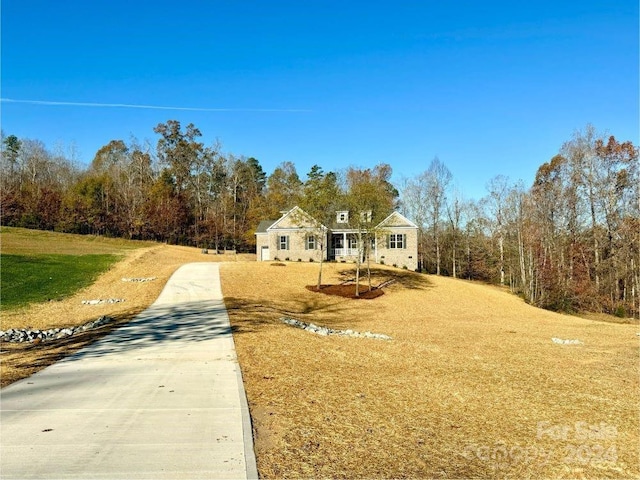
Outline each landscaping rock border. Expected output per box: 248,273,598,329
121,277,157,282
281,317,392,340
81,298,125,305
552,337,583,345
0,316,115,343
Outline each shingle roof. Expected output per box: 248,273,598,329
256,220,277,234
256,209,417,234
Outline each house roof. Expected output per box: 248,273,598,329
268,206,327,231
256,207,417,234
328,210,417,231
256,219,277,234
377,211,418,229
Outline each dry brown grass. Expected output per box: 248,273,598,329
221,261,640,479
3,232,638,478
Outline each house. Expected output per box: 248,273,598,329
255,206,418,270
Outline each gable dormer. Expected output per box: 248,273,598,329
336,211,349,224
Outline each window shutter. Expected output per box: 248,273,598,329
286,236,290,250
403,234,407,249
386,234,390,248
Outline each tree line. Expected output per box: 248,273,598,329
1,122,637,317
401,125,638,318
2,121,266,249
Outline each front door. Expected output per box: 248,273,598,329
261,246,270,261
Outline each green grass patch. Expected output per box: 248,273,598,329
1,253,119,311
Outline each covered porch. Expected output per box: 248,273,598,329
330,232,359,259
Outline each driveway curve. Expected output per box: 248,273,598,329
1,262,257,480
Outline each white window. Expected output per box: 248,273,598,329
306,235,316,250
336,211,349,223
278,235,289,250
389,234,405,249
360,210,372,223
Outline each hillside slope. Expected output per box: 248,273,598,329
222,262,639,479
1,228,251,385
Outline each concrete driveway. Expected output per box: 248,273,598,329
1,263,258,480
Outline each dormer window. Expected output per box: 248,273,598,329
336,211,349,223
360,210,372,223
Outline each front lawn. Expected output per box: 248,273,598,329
222,261,639,479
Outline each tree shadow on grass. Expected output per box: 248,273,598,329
225,296,343,333
306,284,384,299
224,292,384,335
335,266,433,291
2,291,353,388
1,268,429,388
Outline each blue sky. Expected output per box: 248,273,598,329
2,0,638,199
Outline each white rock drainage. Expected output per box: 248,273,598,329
81,298,125,305
0,316,114,343
552,337,583,345
281,317,392,340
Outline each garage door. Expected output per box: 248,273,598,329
261,246,270,261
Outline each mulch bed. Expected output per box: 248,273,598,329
305,284,385,299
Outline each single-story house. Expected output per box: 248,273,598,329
255,206,418,270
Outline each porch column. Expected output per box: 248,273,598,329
325,231,329,260
375,236,378,263
343,232,347,255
